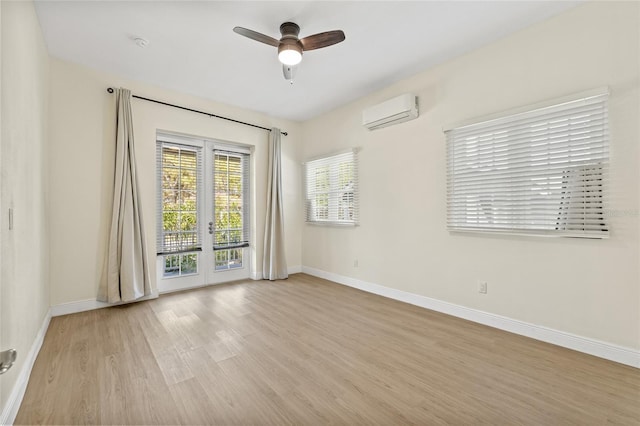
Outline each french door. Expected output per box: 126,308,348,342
156,134,251,293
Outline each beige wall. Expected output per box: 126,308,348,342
301,2,640,350
0,0,50,411
48,59,302,306
3,3,638,407
0,1,632,420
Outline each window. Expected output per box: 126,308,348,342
213,149,250,270
304,149,359,225
156,142,203,276
445,89,609,238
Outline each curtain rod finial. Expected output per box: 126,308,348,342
107,87,114,94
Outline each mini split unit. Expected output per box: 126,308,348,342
362,94,419,130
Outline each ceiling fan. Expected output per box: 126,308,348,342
233,22,346,81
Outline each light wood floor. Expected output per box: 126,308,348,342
15,274,640,425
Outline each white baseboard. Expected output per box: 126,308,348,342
251,265,302,280
301,266,640,369
0,309,51,425
51,266,302,316
50,292,159,317
5,269,635,426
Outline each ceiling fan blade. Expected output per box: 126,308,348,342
233,27,279,47
299,30,345,51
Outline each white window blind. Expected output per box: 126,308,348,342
304,149,359,225
212,149,250,251
156,141,203,254
445,90,609,238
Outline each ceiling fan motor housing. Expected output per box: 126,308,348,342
277,22,303,64
279,22,300,38
278,38,303,55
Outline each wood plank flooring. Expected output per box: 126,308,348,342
15,274,640,425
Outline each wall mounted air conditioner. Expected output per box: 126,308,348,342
362,94,419,130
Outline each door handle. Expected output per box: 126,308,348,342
208,221,214,235
0,349,17,375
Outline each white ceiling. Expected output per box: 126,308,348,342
34,1,580,122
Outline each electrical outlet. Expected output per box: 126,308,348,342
353,259,359,268
478,281,488,294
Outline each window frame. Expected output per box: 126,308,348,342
304,149,359,226
212,147,250,271
156,139,205,278
444,88,610,239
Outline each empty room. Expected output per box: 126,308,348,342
1,0,639,424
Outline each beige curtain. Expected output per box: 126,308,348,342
263,128,288,280
98,88,151,302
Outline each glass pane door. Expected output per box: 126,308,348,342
203,146,251,283
156,135,250,293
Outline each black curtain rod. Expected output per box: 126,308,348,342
106,87,287,136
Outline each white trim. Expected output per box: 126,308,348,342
156,130,254,154
288,265,302,274
50,292,159,317
449,229,610,240
0,309,51,425
301,266,640,369
213,142,252,155
305,221,358,227
251,265,302,281
302,147,359,165
443,86,609,132
49,269,303,312
156,133,205,148
158,282,214,295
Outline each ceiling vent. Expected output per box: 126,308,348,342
362,94,419,130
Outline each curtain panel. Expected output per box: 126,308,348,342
262,128,288,280
98,88,151,302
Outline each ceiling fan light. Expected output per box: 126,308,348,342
278,44,302,66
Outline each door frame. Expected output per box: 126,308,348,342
155,133,252,293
